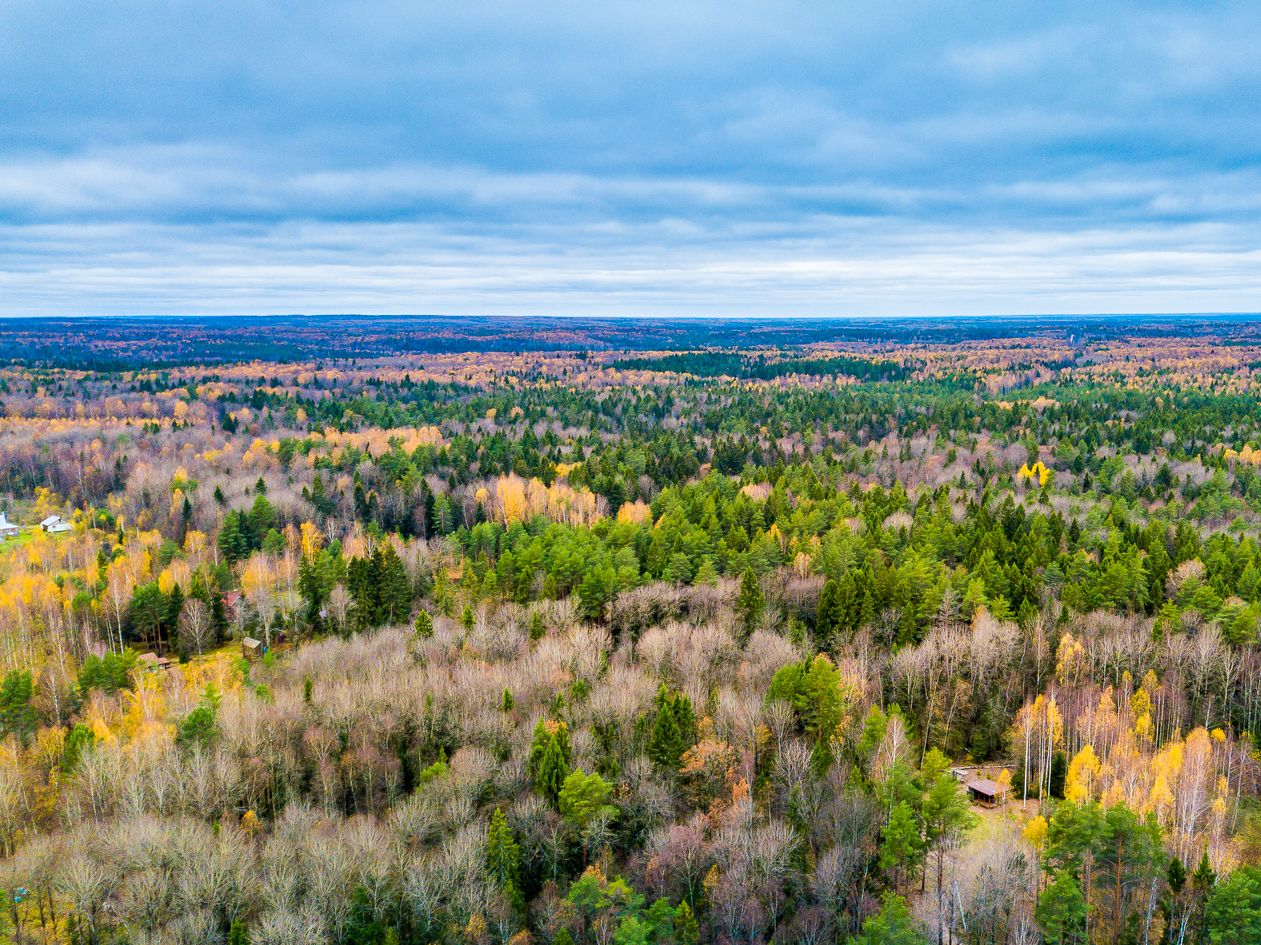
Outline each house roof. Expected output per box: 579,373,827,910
966,778,1009,797
41,515,63,526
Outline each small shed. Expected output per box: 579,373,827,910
966,778,1010,807
40,515,72,534
242,637,264,660
137,651,173,671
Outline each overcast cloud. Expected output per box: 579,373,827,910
1,1,1259,316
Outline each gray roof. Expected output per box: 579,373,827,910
966,778,1009,797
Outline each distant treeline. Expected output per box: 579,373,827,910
613,350,916,382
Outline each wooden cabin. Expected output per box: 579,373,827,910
965,778,1010,808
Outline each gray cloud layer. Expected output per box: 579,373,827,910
2,1,1259,315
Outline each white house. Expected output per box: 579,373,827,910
40,515,72,534
0,514,19,538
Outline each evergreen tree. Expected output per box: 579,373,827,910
815,577,845,649
674,901,700,945
922,765,977,937
414,609,434,638
692,557,718,586
486,807,525,913
164,583,185,640
880,800,923,893
374,543,412,624
0,670,38,744
1205,865,1261,945
646,685,697,772
1036,871,1088,945
736,568,764,642
528,719,572,803
559,769,616,832
852,893,923,945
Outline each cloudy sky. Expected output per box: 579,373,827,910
2,1,1259,317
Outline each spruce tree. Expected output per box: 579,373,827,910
374,544,412,625
647,685,697,772
414,609,434,638
736,568,764,642
528,719,572,803
815,577,844,649
486,807,524,913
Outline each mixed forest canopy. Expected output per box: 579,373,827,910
1,315,1261,945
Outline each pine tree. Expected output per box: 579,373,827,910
248,493,277,537
690,557,717,586
414,609,434,638
1205,865,1261,945
486,807,524,913
736,568,764,642
1036,871,1088,945
852,893,923,945
815,577,845,649
0,670,38,745
647,685,697,772
664,553,693,586
298,555,327,630
528,719,572,803
674,901,700,945
922,766,976,939
880,800,923,893
374,543,412,625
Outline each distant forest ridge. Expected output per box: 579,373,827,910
2,313,1261,367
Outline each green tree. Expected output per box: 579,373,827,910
735,568,765,641
852,892,924,945
766,653,854,769
175,685,220,753
62,723,96,773
413,609,434,638
528,719,572,803
374,543,412,625
578,563,616,621
1205,865,1261,945
126,581,168,649
921,763,976,939
0,670,38,744
663,553,693,586
692,558,718,586
1036,871,1088,945
674,901,700,945
880,800,923,893
559,769,617,832
486,807,525,914
815,577,845,649
646,685,697,772
612,915,651,945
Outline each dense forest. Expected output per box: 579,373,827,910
2,318,1261,944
